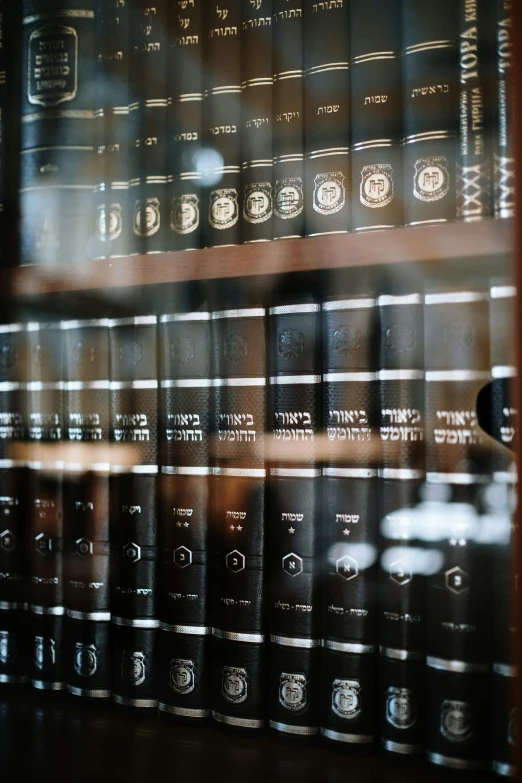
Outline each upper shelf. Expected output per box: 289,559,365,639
6,217,513,295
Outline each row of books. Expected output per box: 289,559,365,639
0,0,516,265
0,284,517,774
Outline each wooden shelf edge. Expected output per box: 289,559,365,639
6,217,513,295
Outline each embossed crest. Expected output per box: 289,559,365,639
97,203,123,242
224,333,248,363
243,182,273,224
171,336,196,364
73,342,95,366
278,329,304,360
274,178,304,219
222,666,248,704
313,172,345,216
133,198,160,237
121,651,146,687
28,23,78,107
0,630,16,665
170,658,196,695
384,323,415,354
386,686,416,729
119,341,142,365
209,189,238,230
508,707,518,747
332,678,361,719
0,343,18,371
171,194,199,235
74,642,98,678
333,326,360,355
443,323,475,349
414,157,449,203
360,164,394,208
279,672,307,712
34,636,56,671
441,699,474,744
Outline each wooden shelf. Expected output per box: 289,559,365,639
6,217,512,296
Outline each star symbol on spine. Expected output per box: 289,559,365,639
176,521,182,528
342,528,350,536
230,525,235,531
288,527,295,534
237,525,243,532
183,521,189,528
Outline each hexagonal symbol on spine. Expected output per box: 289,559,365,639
174,545,192,569
445,566,469,595
123,542,141,563
76,537,93,558
389,559,412,586
336,555,358,581
35,532,52,557
282,552,303,578
0,529,16,553
226,550,245,574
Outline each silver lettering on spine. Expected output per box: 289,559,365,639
313,172,345,215
209,189,238,229
28,23,78,107
413,157,449,202
440,699,474,744
133,198,160,237
74,642,98,677
360,164,394,208
244,182,272,223
170,658,196,694
121,651,146,687
222,666,248,704
332,678,361,719
171,195,199,234
274,178,303,219
386,686,416,729
279,672,307,711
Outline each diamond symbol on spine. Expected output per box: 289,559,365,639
336,555,358,581
0,529,16,552
282,552,303,578
174,546,192,569
76,537,93,558
35,533,52,557
445,566,469,595
389,559,412,586
226,550,245,573
123,542,141,562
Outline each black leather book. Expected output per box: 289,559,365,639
129,0,168,254
377,293,425,756
109,315,159,709
402,0,459,226
241,0,273,242
304,0,350,237
456,0,492,220
210,304,266,730
20,1,96,264
203,0,242,248
493,0,515,218
26,322,65,691
321,296,380,746
62,318,111,699
167,0,203,249
272,0,304,239
350,0,402,232
267,299,322,737
157,309,211,721
423,290,491,771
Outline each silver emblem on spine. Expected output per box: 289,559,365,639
332,678,361,719
313,172,345,215
440,700,474,744
360,164,394,208
222,666,248,704
386,686,416,729
209,189,238,230
34,636,56,671
121,651,146,687
74,642,98,677
97,203,122,242
170,194,199,235
279,672,307,712
0,630,16,665
28,23,78,107
170,658,195,695
413,157,449,202
244,182,272,223
274,178,303,219
133,198,160,237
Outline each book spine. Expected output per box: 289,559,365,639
304,0,350,237
320,296,380,746
494,0,515,218
26,321,65,691
456,0,492,220
203,0,242,247
272,0,304,239
210,305,266,730
167,0,203,249
350,0,403,232
20,1,96,264
129,0,168,254
241,0,273,242
423,289,491,770
267,300,322,737
157,309,211,721
0,323,29,686
402,0,459,226
377,293,425,756
62,318,111,699
0,0,5,262
109,315,158,709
